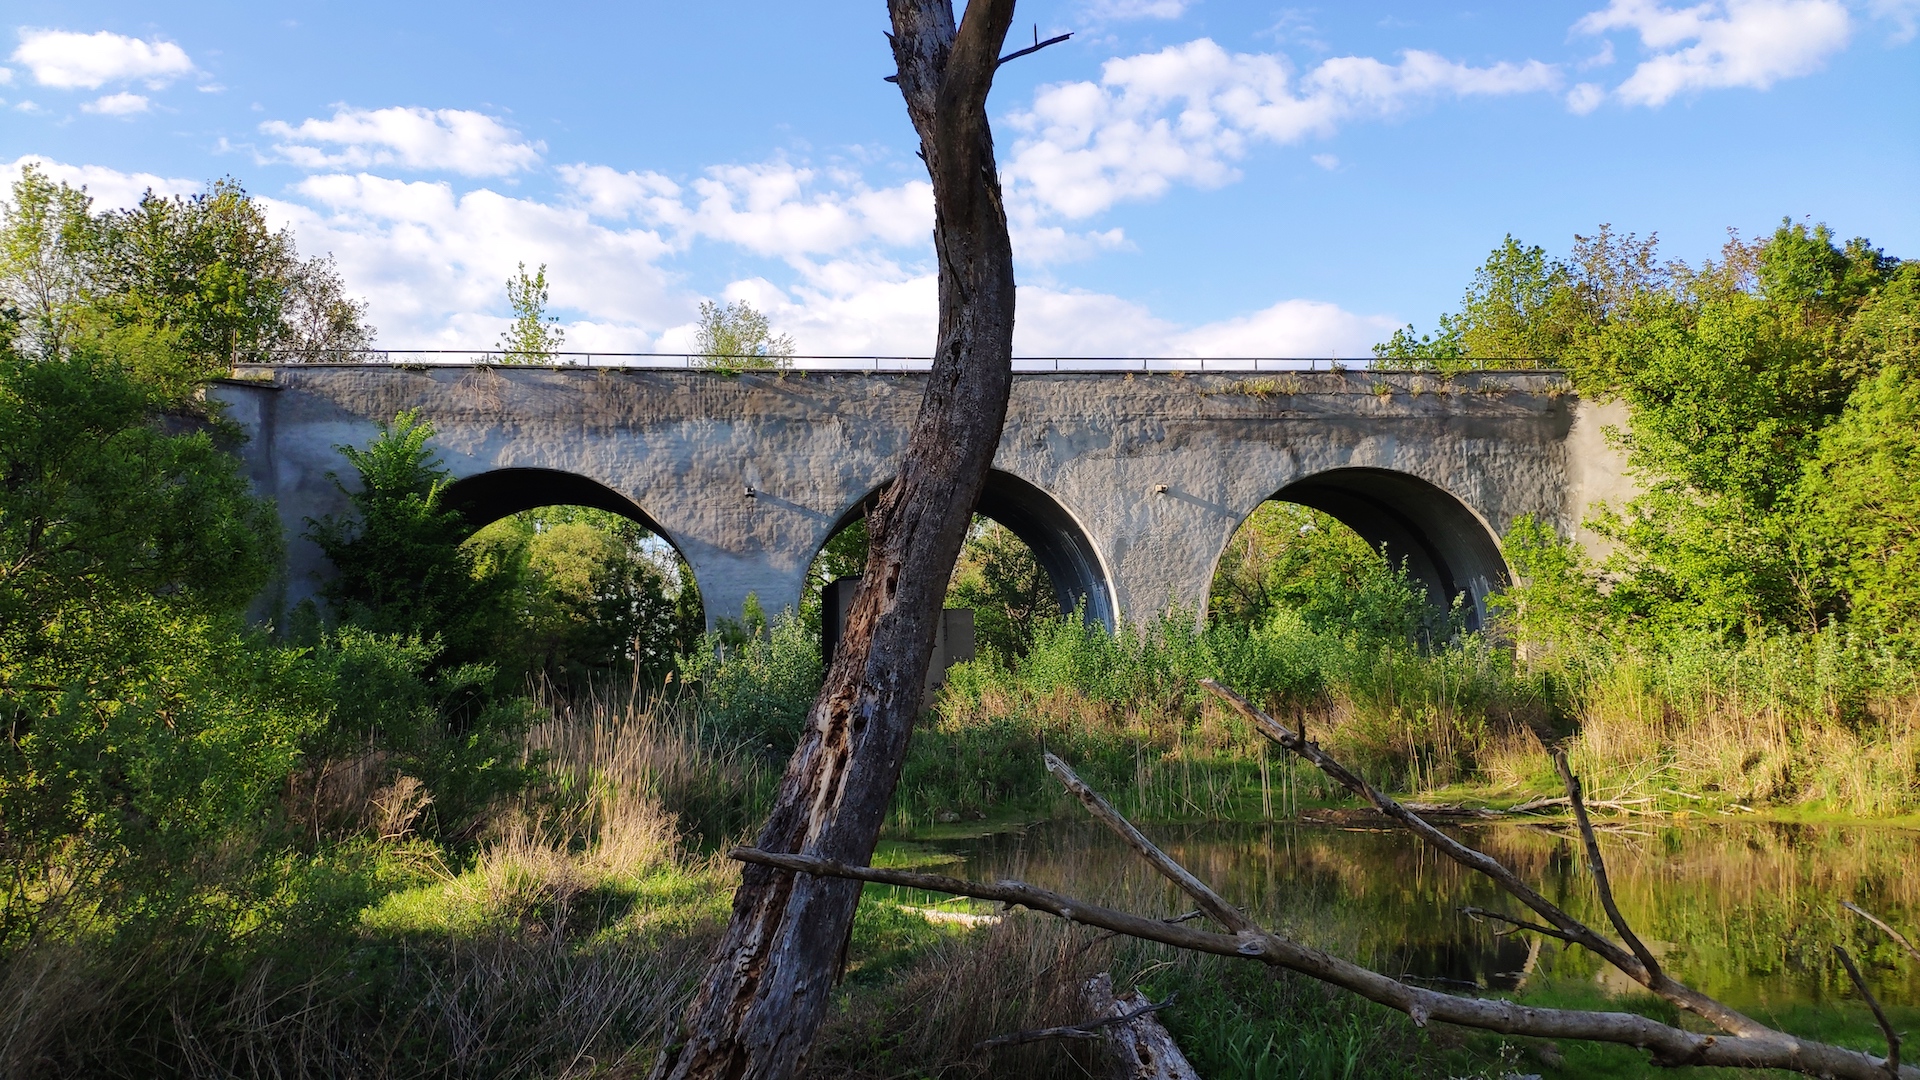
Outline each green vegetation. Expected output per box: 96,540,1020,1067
693,297,794,372
9,157,1920,1077
495,261,565,363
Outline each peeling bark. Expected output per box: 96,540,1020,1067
650,3,1020,1078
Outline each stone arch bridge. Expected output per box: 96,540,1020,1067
211,365,1632,632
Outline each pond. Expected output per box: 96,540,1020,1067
893,817,1920,1019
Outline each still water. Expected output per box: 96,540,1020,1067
909,817,1920,1014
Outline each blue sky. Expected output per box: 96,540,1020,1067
3,1,1915,357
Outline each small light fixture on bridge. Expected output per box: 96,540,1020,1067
1153,483,1168,494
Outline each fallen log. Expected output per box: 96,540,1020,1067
1084,973,1198,1080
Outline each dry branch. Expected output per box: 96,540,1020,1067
972,990,1175,1050
1199,678,1767,1038
726,676,1920,1079
1836,945,1902,1078
1846,901,1920,965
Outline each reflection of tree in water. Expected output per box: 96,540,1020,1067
929,818,1920,1010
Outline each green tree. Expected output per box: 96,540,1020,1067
0,170,373,376
0,338,314,935
947,519,1051,659
93,179,372,372
694,298,793,372
0,164,101,358
1209,501,1441,644
305,410,519,668
467,507,694,685
496,262,564,363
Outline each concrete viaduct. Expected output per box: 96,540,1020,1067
210,364,1633,632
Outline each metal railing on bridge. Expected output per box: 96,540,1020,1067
252,350,1557,373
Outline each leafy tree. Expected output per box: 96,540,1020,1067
0,337,315,935
694,298,793,372
93,179,372,371
305,410,519,669
0,164,101,358
0,170,372,378
947,519,1050,659
495,262,564,363
468,507,695,685
1209,501,1441,644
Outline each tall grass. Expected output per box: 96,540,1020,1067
894,611,1551,828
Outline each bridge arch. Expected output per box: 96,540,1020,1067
442,467,678,549
1236,467,1508,629
820,469,1116,631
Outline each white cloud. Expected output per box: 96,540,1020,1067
10,151,1394,360
81,91,149,115
1169,298,1397,357
0,67,12,85
267,172,678,347
261,105,546,176
1869,0,1920,41
11,29,194,90
1005,38,1559,220
1310,153,1339,169
1566,82,1608,112
0,154,196,208
1574,0,1851,106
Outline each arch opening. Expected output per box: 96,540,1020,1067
1255,467,1508,631
809,470,1115,637
441,468,704,681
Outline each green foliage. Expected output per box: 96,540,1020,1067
1209,502,1447,644
677,611,823,754
306,410,520,669
495,261,564,363
0,167,371,377
694,298,793,372
0,342,319,941
1801,365,1920,652
0,164,97,358
947,519,1051,659
468,507,701,686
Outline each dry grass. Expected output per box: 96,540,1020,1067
809,913,1119,1080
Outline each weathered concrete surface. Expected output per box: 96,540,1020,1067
211,365,1634,631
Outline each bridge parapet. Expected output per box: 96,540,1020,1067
213,365,1633,632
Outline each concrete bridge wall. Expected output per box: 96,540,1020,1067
210,365,1634,632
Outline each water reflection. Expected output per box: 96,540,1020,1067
915,819,1920,1011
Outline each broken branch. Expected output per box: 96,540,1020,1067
1200,678,1768,1039
1846,901,1920,965
730,846,1920,1078
1835,945,1902,1078
972,994,1176,1051
1555,750,1666,981
1045,752,1260,935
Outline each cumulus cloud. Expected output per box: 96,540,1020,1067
1566,81,1608,112
1005,39,1559,219
267,172,678,347
11,29,194,90
0,154,196,208
81,91,148,115
261,105,546,176
1573,0,1851,106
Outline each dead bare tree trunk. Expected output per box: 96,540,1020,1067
650,3,1022,1078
